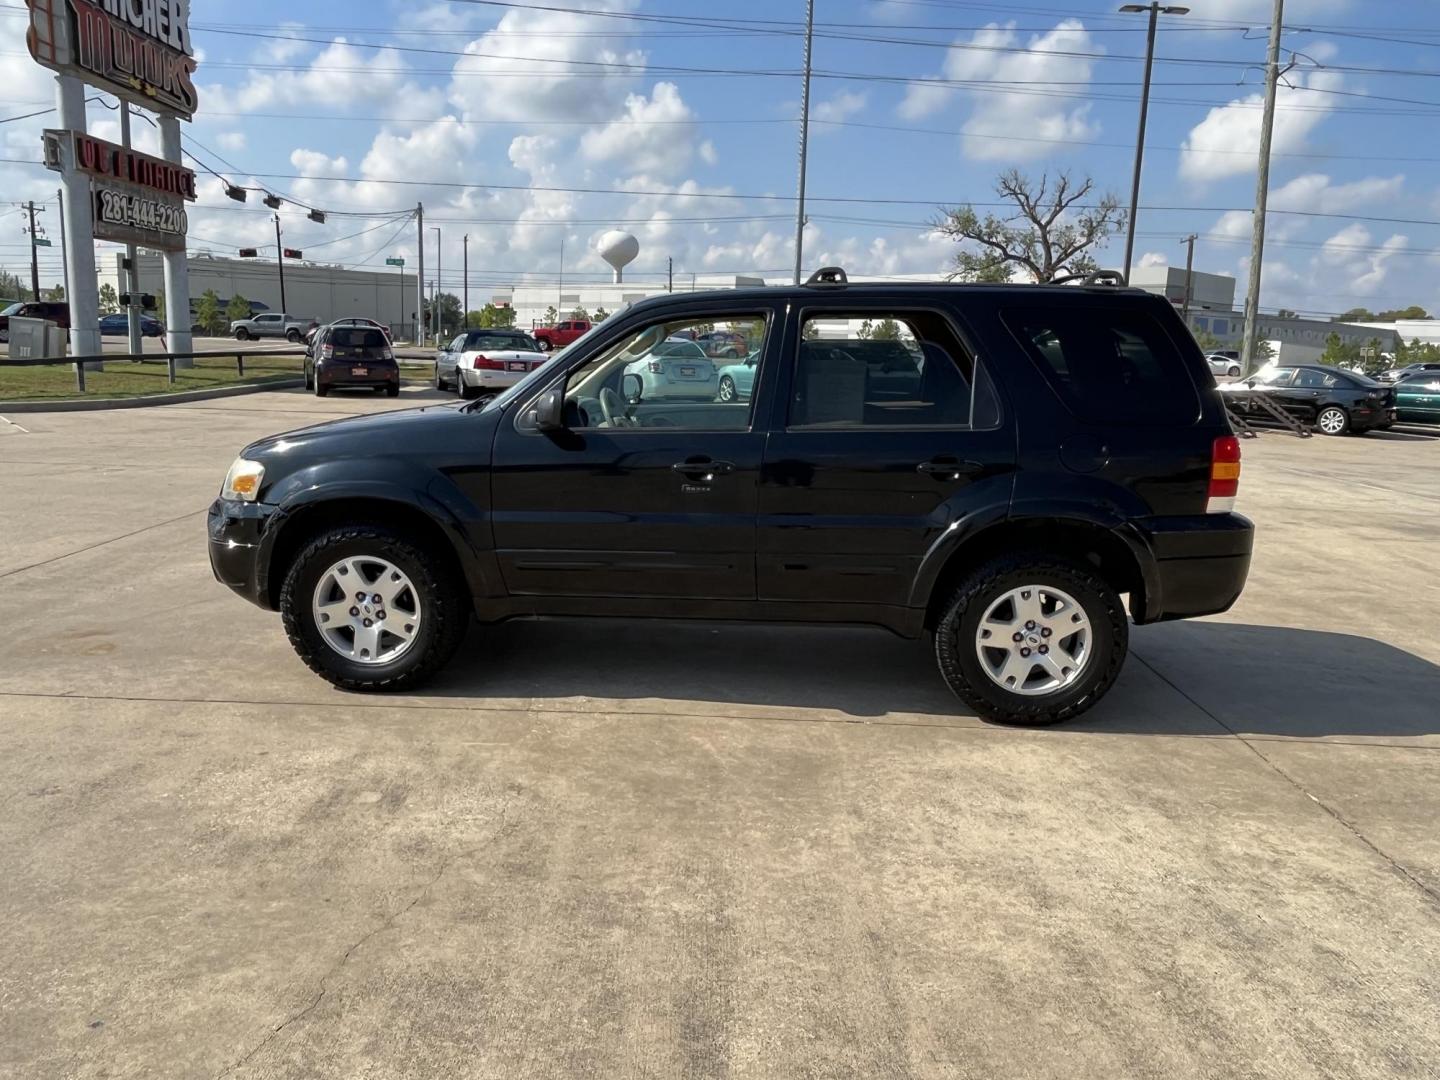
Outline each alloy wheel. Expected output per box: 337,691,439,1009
1317,407,1347,435
311,556,422,665
974,584,1090,696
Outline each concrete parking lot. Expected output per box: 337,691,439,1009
2,388,1438,1079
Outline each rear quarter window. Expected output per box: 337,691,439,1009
1002,305,1201,426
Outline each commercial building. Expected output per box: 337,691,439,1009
498,275,768,331
1129,266,1398,366
102,252,418,336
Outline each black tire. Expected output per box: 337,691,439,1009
718,376,736,403
286,329,302,343
1228,365,1241,378
315,382,329,398
933,553,1128,725
434,365,446,392
386,385,400,397
458,375,478,400
235,328,250,341
280,525,468,692
1316,405,1349,436
304,368,314,390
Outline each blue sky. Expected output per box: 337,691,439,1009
5,0,1440,317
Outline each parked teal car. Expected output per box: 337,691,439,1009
716,348,761,403
1394,372,1440,425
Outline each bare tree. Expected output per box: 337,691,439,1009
933,170,1124,284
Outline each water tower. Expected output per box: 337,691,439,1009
597,230,639,283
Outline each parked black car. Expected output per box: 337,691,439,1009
304,324,398,397
210,270,1253,724
1218,363,1396,435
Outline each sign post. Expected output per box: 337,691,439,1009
386,257,405,337
25,0,197,366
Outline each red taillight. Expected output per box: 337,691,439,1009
648,360,664,373
1208,435,1241,511
320,344,333,359
471,354,504,370
380,349,394,361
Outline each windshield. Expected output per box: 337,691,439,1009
1,302,23,317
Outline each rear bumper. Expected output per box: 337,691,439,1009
1129,512,1254,624
460,367,529,390
316,363,399,389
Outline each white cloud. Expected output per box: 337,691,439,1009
580,82,696,176
216,131,248,152
1179,68,1345,183
220,40,418,113
813,91,867,131
447,3,645,122
1270,173,1404,214
1318,225,1407,294
897,20,1102,161
698,140,717,166
1139,252,1168,269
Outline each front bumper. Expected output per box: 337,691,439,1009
1131,512,1254,623
208,498,280,608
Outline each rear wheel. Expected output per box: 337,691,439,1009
718,376,737,403
1228,365,1241,377
286,329,302,343
304,367,314,390
315,381,329,397
386,385,400,398
280,525,468,692
934,554,1127,725
457,373,478,400
1316,405,1349,436
537,338,552,352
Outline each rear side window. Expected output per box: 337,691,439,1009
1002,305,1200,425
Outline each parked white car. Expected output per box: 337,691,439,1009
436,329,549,399
1206,353,1243,378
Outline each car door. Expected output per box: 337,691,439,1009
1398,377,1440,423
1286,367,1338,422
489,303,780,601
757,303,1016,608
440,333,465,382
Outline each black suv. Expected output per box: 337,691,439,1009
209,271,1253,723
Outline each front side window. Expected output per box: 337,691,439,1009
789,311,997,429
1253,366,1297,386
561,313,768,431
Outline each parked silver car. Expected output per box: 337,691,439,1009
435,329,549,399
623,339,718,401
231,312,312,342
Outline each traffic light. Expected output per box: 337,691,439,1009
119,292,130,306
283,248,302,260
140,294,157,311
120,256,133,271
238,247,258,258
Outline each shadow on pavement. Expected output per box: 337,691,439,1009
426,616,1440,738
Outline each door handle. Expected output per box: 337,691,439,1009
916,459,983,480
672,458,736,480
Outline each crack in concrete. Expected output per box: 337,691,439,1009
211,799,513,1079
212,857,452,1080
0,508,206,579
1133,651,1440,913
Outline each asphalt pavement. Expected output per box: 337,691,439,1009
1,388,1438,1079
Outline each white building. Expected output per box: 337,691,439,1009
102,252,418,336
1348,319,1440,350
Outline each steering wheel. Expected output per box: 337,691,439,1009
599,387,629,427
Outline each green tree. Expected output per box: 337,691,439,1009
1396,337,1440,365
492,304,515,329
1375,305,1430,321
0,269,30,301
1333,307,1375,323
593,306,610,323
868,317,903,341
1189,326,1224,353
44,283,65,301
1320,332,1360,367
571,306,590,322
934,169,1123,283
465,309,485,329
1275,308,1297,319
98,283,119,315
153,290,166,322
423,292,463,337
543,305,558,326
225,294,251,325
194,289,227,335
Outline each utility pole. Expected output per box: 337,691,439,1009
24,201,41,300
557,235,564,317
415,203,424,345
1181,233,1197,322
273,213,288,314
120,102,141,355
668,256,673,293
56,190,68,293
462,233,469,324
1240,0,1286,375
430,225,442,339
1119,3,1189,282
792,0,815,284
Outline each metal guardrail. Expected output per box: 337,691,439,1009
1,348,307,393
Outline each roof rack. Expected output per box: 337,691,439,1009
1050,269,1128,287
804,266,849,286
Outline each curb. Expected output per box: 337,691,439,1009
0,378,305,413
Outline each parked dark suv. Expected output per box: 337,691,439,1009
209,270,1253,724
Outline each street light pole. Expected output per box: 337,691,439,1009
273,213,287,314
1119,3,1188,282
1180,233,1197,322
792,0,815,285
429,225,441,339
1241,0,1286,375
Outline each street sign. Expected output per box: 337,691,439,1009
385,257,405,267
34,237,52,247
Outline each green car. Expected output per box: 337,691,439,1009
1394,372,1440,425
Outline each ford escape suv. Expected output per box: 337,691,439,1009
209,269,1253,724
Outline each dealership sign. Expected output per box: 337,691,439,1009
43,129,196,200
25,0,198,118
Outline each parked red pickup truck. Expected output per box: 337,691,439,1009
532,319,591,352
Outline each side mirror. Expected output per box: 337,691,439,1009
534,387,566,431
622,372,644,404
1245,378,1257,388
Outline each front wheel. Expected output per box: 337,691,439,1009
280,525,468,691
1316,405,1349,436
717,376,737,403
536,338,552,352
235,328,250,341
934,554,1128,725
1228,365,1241,378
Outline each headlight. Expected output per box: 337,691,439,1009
220,458,265,502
